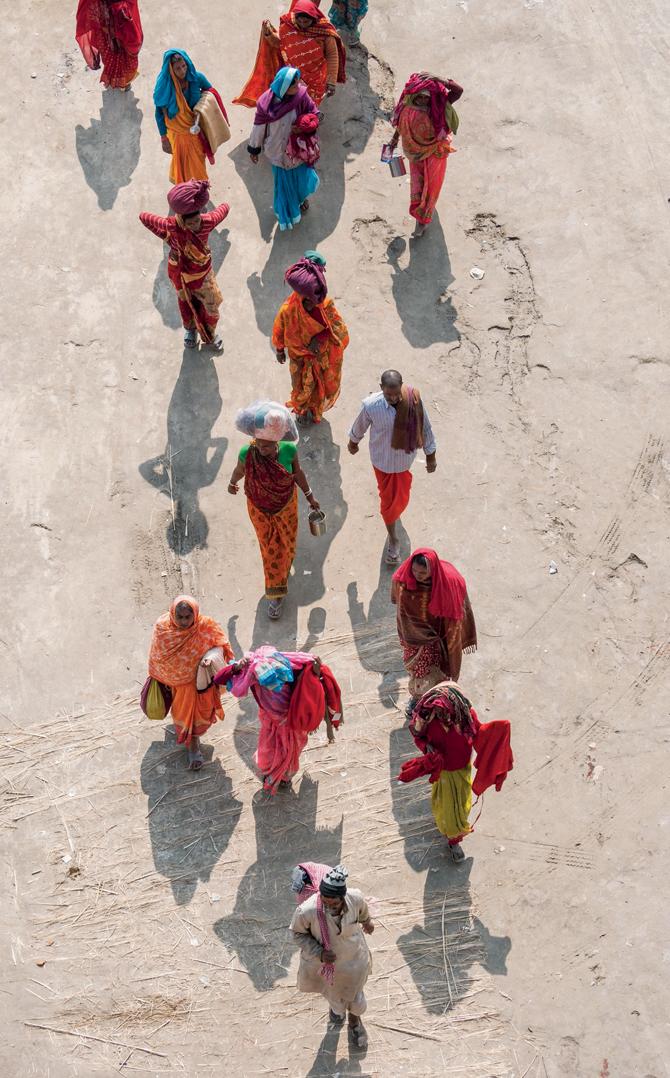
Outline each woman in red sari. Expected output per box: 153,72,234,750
273,252,350,425
139,179,228,352
227,402,320,620
392,548,477,717
235,0,345,109
75,0,143,91
388,72,463,236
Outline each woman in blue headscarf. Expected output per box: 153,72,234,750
153,49,225,183
247,66,320,232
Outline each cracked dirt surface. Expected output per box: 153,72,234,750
3,1,670,1076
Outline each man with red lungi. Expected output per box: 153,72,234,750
347,370,437,564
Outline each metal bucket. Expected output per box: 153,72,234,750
308,509,327,537
388,154,407,178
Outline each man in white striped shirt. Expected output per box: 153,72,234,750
347,370,437,563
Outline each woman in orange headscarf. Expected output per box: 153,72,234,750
148,595,234,769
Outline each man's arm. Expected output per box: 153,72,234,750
422,404,437,472
347,404,371,454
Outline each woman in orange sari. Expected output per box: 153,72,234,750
273,252,349,425
235,1,345,109
388,72,463,236
227,402,321,620
75,0,143,91
148,595,234,769
153,49,227,184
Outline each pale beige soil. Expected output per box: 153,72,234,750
2,1,669,1076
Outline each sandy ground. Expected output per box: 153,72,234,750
2,1,670,1075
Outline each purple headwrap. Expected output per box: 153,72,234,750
285,252,327,303
167,180,210,215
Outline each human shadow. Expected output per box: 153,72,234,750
75,89,142,210
346,537,410,706
213,773,343,990
292,418,348,605
140,726,243,906
386,214,460,348
388,722,511,1012
305,1024,369,1077
151,205,231,330
138,348,227,554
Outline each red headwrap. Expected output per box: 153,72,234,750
392,548,467,621
291,0,322,18
167,180,210,215
392,72,451,140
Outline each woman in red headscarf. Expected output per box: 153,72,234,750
139,180,230,352
148,595,234,769
272,252,350,424
235,0,345,109
392,548,477,715
75,0,143,91
387,72,463,235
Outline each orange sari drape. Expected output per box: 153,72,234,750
148,595,233,743
398,105,454,225
164,70,208,183
232,26,282,108
247,489,299,598
272,293,349,422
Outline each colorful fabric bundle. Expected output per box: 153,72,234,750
284,250,327,302
167,179,210,215
287,112,321,165
235,400,299,442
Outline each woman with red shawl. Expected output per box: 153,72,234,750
214,646,342,793
147,595,234,769
75,0,143,91
388,72,463,236
227,402,321,620
392,548,477,716
398,681,513,861
273,252,350,425
234,0,346,109
139,179,229,352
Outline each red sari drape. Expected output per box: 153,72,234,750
76,0,143,89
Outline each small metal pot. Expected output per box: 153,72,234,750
308,509,327,537
388,154,407,178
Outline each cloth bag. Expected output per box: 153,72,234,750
196,646,227,691
140,677,173,721
193,92,231,152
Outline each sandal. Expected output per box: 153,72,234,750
209,336,224,354
267,598,284,620
184,328,197,349
278,779,292,790
329,1009,345,1025
300,199,310,213
296,411,313,426
450,843,465,862
385,546,401,565
349,1019,368,1049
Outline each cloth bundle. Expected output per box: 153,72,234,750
140,677,173,720
167,179,210,214
284,251,327,303
287,112,321,165
235,400,299,443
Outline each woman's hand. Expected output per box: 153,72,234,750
321,948,336,964
276,349,287,364
307,493,320,510
228,481,238,495
362,919,375,935
161,135,172,155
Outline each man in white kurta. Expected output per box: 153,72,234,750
289,866,374,1047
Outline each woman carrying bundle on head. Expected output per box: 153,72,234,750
328,1,368,41
75,0,144,91
153,49,228,184
387,71,463,236
247,66,320,232
214,645,342,792
139,179,229,352
391,548,477,716
227,402,321,620
398,681,513,861
273,252,350,425
146,595,234,770
234,1,345,110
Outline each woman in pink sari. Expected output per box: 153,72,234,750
214,645,342,792
388,72,463,236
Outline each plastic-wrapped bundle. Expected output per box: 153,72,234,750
235,400,299,443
